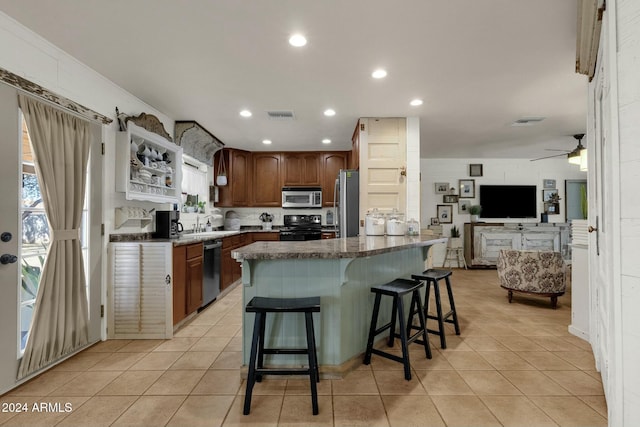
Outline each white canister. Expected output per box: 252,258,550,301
386,210,406,236
365,209,386,235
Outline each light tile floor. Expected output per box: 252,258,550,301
0,269,607,426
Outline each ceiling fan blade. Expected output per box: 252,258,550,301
530,153,568,161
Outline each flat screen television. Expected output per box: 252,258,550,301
479,185,537,218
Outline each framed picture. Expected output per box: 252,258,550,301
459,199,471,214
430,217,439,225
543,189,558,202
469,164,483,177
435,182,449,194
437,204,453,224
459,179,475,198
543,179,556,189
443,194,459,203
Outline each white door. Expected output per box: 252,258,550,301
0,83,102,393
589,23,615,399
0,82,22,394
358,118,407,227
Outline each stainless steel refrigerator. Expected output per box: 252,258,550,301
334,170,359,237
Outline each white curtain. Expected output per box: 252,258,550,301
17,95,90,379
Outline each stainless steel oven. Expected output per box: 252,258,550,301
282,187,322,208
279,215,322,241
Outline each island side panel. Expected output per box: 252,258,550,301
241,246,429,370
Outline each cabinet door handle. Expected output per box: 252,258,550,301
165,274,171,285
588,225,598,233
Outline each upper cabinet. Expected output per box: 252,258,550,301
321,152,348,207
252,153,282,206
213,149,349,208
350,121,360,170
214,148,251,207
282,152,321,186
116,123,183,204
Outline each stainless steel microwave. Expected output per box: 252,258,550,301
282,187,322,208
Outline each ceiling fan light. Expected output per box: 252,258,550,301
567,148,582,165
580,149,588,171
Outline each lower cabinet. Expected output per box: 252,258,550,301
321,231,336,239
220,232,280,292
173,242,203,325
108,242,173,339
250,232,280,242
464,223,563,267
221,233,250,291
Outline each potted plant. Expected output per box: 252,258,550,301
259,212,274,230
197,201,206,213
469,205,482,222
448,225,462,248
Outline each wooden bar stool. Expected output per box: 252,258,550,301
363,278,432,380
411,269,461,349
244,296,321,415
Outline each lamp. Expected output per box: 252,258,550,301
568,134,586,166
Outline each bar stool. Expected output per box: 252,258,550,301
411,269,461,349
443,247,467,269
363,278,432,380
244,296,321,415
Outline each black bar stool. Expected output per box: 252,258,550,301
363,278,432,380
411,269,461,349
244,296,321,415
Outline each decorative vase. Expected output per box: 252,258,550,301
262,222,273,230
470,214,480,222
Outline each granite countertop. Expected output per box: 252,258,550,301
110,227,281,246
232,233,446,261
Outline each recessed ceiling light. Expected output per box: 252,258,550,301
372,69,387,79
322,139,331,144
239,109,252,118
289,34,307,47
324,109,336,117
262,139,272,145
410,99,423,106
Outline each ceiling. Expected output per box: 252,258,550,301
0,0,587,158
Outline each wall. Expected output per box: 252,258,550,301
615,0,640,423
0,11,176,337
421,157,587,265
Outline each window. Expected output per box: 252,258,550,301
19,117,89,352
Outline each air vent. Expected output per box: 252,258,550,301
511,117,546,126
266,110,295,120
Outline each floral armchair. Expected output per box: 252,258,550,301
496,249,566,309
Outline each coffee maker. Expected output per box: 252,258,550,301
154,210,183,238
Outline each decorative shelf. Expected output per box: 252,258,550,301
115,207,153,229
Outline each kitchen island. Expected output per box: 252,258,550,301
232,233,446,376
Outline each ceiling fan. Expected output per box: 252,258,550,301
530,134,586,161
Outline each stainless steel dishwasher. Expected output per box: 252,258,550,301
201,239,222,309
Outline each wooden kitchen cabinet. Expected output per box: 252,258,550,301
321,152,348,207
281,152,321,186
250,232,280,242
221,233,250,291
321,231,336,239
185,244,203,315
252,153,281,206
172,242,203,325
350,121,360,170
214,148,252,207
